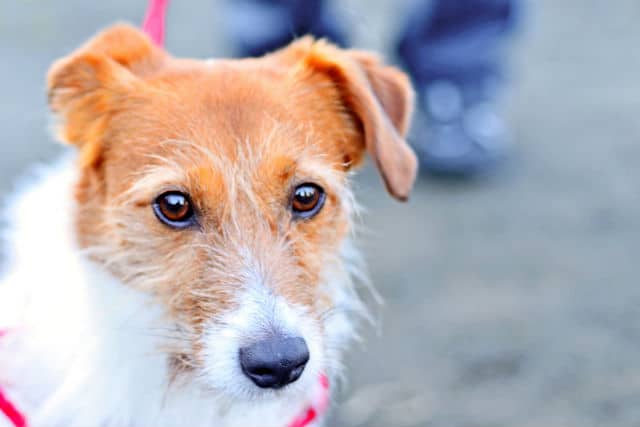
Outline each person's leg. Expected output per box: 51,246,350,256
397,0,521,176
225,0,348,57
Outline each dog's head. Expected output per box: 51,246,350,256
47,24,415,403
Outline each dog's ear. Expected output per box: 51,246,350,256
281,38,417,201
47,24,166,166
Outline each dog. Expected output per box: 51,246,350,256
0,24,416,427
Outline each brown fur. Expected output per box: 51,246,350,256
47,24,416,374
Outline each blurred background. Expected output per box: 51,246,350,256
1,1,640,426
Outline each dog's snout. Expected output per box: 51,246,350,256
239,336,309,389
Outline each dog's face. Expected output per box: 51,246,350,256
47,25,415,402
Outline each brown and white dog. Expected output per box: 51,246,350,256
0,24,416,427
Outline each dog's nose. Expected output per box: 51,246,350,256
239,336,309,389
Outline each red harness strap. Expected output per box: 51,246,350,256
0,329,27,427
0,389,26,427
288,374,330,427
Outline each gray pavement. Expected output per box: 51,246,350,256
2,1,640,426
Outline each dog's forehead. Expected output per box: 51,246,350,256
103,56,357,204
154,58,299,114
120,59,350,168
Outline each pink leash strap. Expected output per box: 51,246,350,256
142,0,169,46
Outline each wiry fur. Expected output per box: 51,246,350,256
0,24,414,427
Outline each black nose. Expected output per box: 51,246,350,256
239,336,310,389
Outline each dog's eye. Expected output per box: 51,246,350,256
153,191,195,228
291,183,325,218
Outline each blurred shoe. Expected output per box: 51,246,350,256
413,79,509,177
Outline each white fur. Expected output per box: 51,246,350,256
0,154,365,427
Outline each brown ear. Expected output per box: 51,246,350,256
47,24,166,166
283,38,417,201
348,50,414,137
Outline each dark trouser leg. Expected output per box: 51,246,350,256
396,0,522,176
397,0,520,88
225,0,348,57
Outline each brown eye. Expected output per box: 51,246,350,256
291,183,325,218
153,191,195,228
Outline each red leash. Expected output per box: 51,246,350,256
142,0,169,46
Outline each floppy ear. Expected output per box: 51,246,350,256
283,38,417,201
47,23,166,166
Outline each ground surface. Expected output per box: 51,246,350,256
1,1,639,426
